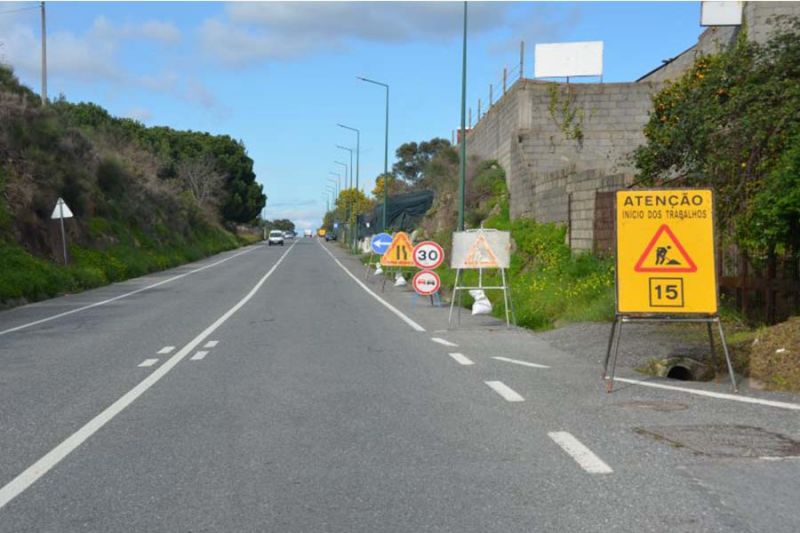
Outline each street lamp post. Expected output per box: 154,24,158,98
334,161,349,190
338,125,360,252
358,76,390,231
337,124,360,193
329,171,341,196
327,178,339,200
334,160,349,244
458,1,468,231
337,145,357,251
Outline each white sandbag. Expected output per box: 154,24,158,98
374,264,383,275
394,272,407,287
469,289,493,315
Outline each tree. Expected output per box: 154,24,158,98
270,219,295,232
336,187,374,225
177,155,224,207
633,17,800,257
371,172,408,197
392,137,452,185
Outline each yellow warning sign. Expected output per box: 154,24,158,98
381,231,415,267
462,234,500,268
616,189,717,314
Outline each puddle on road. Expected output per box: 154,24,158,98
634,425,800,458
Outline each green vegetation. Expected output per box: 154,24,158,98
634,17,800,261
0,65,264,307
422,159,615,330
0,221,237,305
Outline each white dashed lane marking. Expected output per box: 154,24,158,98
157,346,175,355
203,340,219,348
484,381,524,402
190,351,208,361
492,356,550,369
448,353,474,366
548,431,613,474
431,337,458,347
138,359,159,368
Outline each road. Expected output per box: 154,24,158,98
0,238,798,532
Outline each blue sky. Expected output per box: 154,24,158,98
0,1,705,229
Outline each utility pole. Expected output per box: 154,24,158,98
458,1,467,231
40,1,47,104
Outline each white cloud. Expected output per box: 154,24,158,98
91,16,181,45
199,2,515,66
267,206,325,231
0,11,221,113
125,106,153,123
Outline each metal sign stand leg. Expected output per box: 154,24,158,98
715,317,739,393
364,252,375,279
500,268,511,328
448,269,462,329
602,315,738,394
603,316,623,392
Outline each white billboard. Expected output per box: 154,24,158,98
701,1,743,26
534,41,603,79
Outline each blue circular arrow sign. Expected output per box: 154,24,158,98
370,233,393,255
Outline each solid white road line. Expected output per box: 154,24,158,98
448,353,474,366
0,241,296,511
614,377,800,412
137,359,159,368
157,346,175,355
548,431,613,474
203,340,218,348
431,337,458,347
317,240,425,332
485,381,525,402
190,351,208,361
0,247,257,337
492,356,550,369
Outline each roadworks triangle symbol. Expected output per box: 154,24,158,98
634,224,697,273
381,231,415,266
463,234,500,268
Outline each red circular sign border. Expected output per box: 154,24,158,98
412,270,441,296
412,241,445,270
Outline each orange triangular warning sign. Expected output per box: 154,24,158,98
634,224,697,273
381,231,415,266
463,234,500,268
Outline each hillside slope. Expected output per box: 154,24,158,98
0,66,265,307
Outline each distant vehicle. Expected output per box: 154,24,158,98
325,231,337,242
283,231,294,239
304,229,313,238
268,230,285,246
318,228,327,238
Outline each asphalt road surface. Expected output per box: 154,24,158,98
1,238,798,532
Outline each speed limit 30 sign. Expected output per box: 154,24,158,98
413,241,445,270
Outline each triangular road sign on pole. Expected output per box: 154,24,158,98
50,197,74,219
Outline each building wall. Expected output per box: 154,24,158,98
464,1,800,252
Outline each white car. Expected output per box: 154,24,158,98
283,231,294,240
268,230,285,246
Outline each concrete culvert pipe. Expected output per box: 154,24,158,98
667,365,694,381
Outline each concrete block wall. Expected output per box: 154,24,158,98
464,1,800,252
466,80,657,250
